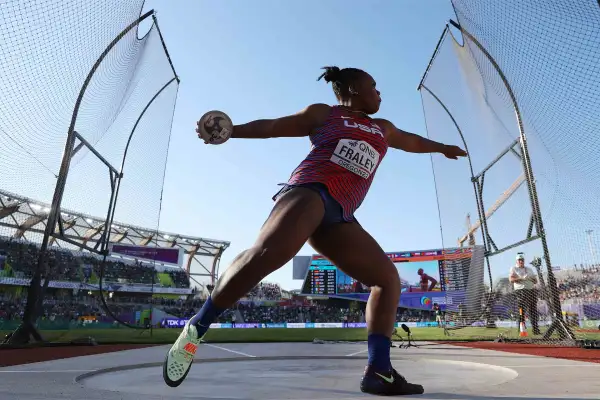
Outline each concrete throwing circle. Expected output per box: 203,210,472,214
77,356,518,399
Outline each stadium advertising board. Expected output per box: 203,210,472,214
160,318,595,329
109,244,183,266
161,319,471,329
299,247,475,311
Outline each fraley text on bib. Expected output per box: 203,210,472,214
330,139,380,179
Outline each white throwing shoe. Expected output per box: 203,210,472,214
162,321,202,387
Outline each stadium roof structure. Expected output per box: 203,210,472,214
0,189,230,283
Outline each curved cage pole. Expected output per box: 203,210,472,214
212,247,226,285
449,19,574,341
6,10,156,345
419,82,497,329
98,76,179,330
183,241,227,296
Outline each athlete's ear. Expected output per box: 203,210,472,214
349,86,359,95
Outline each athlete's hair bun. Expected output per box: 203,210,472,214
317,66,341,83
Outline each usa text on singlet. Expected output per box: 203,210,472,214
286,106,389,220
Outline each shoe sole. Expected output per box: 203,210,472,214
360,388,425,396
360,383,425,396
162,349,193,387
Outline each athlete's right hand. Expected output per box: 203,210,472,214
196,124,208,144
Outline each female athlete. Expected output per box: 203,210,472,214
163,66,467,396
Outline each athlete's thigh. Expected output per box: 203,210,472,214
308,222,396,287
254,187,325,260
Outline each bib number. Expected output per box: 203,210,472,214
330,139,380,179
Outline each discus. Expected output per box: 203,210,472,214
197,110,233,145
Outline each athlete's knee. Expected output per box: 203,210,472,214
378,262,401,287
370,263,401,296
243,245,293,273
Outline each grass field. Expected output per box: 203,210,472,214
2,325,598,345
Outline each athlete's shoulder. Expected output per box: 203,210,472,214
304,103,333,119
305,103,332,112
371,118,396,138
299,103,332,125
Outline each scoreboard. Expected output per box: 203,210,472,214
302,265,337,295
439,252,471,292
300,247,475,305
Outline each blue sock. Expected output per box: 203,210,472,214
367,333,391,371
189,296,226,337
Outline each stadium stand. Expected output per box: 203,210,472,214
4,259,598,329
557,267,600,304
0,190,230,282
1,204,598,331
0,237,190,289
2,227,600,331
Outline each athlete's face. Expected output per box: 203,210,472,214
355,73,381,114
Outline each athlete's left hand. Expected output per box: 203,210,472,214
442,145,468,160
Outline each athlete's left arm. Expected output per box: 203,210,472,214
376,119,467,159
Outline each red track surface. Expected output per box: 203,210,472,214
1,342,599,367
0,344,159,367
448,341,600,364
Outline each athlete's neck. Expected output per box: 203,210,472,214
338,105,370,118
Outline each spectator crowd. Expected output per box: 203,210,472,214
2,237,600,329
0,237,190,289
557,266,600,303
0,294,428,327
244,282,282,301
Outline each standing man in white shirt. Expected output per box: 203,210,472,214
509,253,541,335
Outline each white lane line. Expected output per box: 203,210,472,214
503,364,600,368
202,343,256,358
0,370,96,373
345,349,368,357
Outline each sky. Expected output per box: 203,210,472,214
2,0,597,292
3,0,597,293
142,1,599,292
394,260,440,286
139,0,460,291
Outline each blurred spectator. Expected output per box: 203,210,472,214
0,237,190,288
557,269,600,303
2,236,600,328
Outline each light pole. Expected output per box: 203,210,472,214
585,230,596,263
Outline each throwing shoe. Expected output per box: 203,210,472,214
163,321,202,387
360,365,424,396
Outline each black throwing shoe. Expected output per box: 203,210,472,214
360,365,424,396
